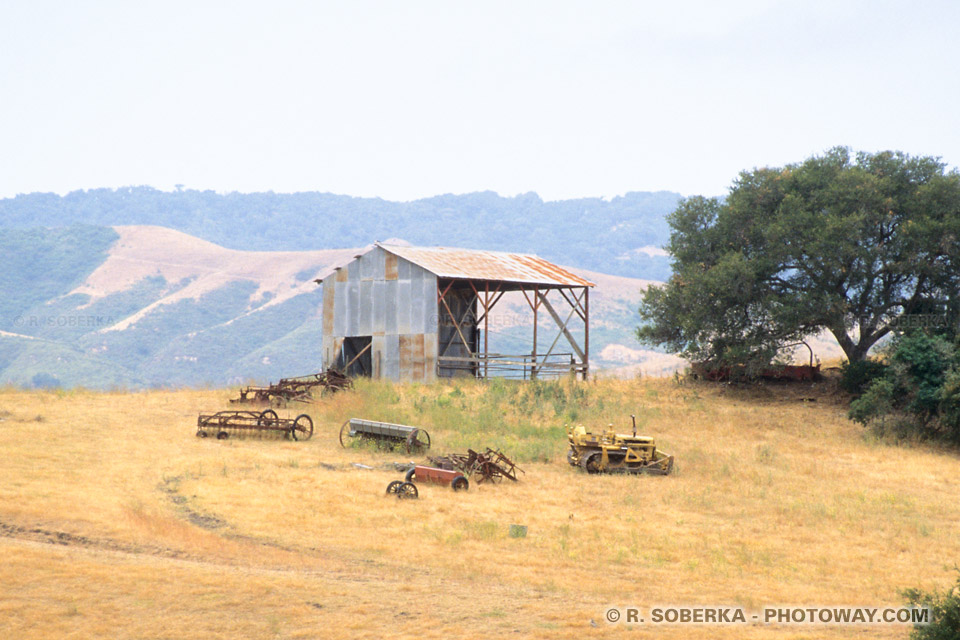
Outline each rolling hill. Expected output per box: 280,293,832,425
0,225,688,389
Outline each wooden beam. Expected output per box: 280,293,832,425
537,291,586,362
438,290,475,357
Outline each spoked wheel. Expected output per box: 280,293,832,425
338,420,352,448
405,428,431,453
385,480,403,495
217,431,229,440
258,409,278,427
397,482,419,500
451,475,469,492
580,451,602,474
291,414,314,441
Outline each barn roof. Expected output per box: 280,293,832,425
376,243,595,288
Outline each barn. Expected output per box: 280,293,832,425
314,242,595,382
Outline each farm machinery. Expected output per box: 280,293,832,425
196,409,314,441
567,415,673,475
231,368,352,404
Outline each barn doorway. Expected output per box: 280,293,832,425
337,336,372,377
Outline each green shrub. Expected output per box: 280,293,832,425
840,358,889,396
902,572,960,640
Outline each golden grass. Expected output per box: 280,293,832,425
1,378,958,639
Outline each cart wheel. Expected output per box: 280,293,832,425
385,480,403,495
451,475,469,492
338,420,352,448
197,430,207,438
258,409,278,426
405,428,431,453
292,414,314,441
217,431,229,440
405,467,416,483
397,482,418,500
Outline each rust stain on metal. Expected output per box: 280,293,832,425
378,244,595,288
385,253,398,280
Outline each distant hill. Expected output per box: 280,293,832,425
0,187,681,281
0,225,684,389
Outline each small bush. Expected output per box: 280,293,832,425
902,571,960,640
840,359,888,396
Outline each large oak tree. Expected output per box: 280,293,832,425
637,148,960,367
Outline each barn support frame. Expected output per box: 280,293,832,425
436,278,590,380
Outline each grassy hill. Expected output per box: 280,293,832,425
0,225,692,389
1,378,957,638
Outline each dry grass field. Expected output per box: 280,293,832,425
2,376,958,639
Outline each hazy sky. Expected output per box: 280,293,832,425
2,0,958,201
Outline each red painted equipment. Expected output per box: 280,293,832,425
405,465,469,491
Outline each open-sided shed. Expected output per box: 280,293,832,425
315,242,595,381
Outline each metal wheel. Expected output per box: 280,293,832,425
385,480,403,495
566,449,577,466
197,430,207,438
404,467,416,483
217,431,229,440
397,482,419,499
258,409,278,427
580,451,602,474
292,414,314,441
338,420,352,447
451,475,469,492
405,428,431,453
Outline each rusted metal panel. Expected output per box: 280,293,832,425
335,267,348,283
398,334,414,378
412,333,425,382
423,333,437,382
322,283,334,336
379,243,595,288
385,253,398,280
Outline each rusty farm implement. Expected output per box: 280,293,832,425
231,368,353,405
196,409,314,441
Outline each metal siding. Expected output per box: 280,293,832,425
384,279,398,335
412,333,425,382
385,253,398,280
372,280,385,335
398,256,410,280
397,279,412,334
398,334,413,379
322,283,334,336
347,259,359,281
333,281,346,337
410,270,425,334
359,250,374,280
372,335,385,378
424,332,437,382
358,279,373,335
384,334,400,380
346,280,360,336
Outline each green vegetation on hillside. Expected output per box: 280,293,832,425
0,225,118,333
0,187,679,280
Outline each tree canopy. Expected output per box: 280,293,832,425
637,147,960,367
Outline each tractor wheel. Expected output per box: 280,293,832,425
579,451,602,474
404,467,416,483
566,449,577,466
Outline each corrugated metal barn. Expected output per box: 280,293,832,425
315,242,594,382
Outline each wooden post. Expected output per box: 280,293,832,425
484,281,489,380
584,286,590,380
532,287,539,379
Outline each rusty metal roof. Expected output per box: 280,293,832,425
378,243,595,287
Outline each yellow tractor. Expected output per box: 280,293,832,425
567,415,673,475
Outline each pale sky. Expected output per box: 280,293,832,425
2,0,958,201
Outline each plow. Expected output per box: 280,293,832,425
231,368,352,404
196,409,314,441
428,448,523,484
